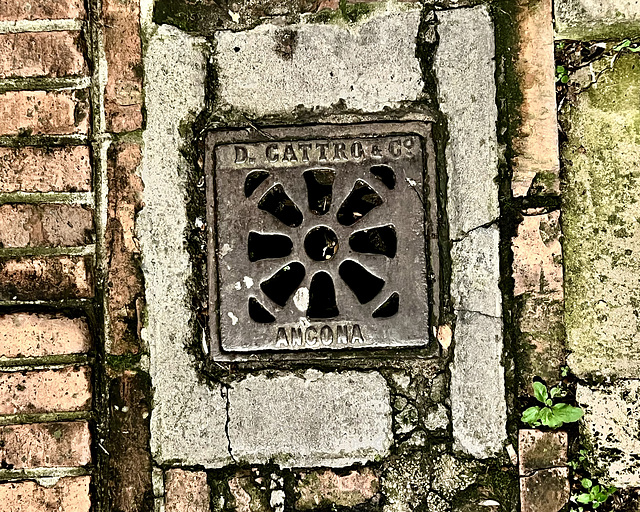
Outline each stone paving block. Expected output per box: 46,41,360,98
0,146,92,193
0,476,91,512
512,0,559,197
451,225,501,317
0,0,86,21
435,6,499,239
0,32,87,79
0,366,91,415
296,468,379,509
0,313,90,358
0,421,91,468
518,430,567,475
214,9,423,116
165,469,209,512
0,90,90,136
512,211,563,298
520,467,569,512
555,0,640,40
103,0,143,133
562,53,640,378
450,311,506,458
141,26,230,468
577,381,640,487
229,370,392,467
0,204,93,248
0,256,93,301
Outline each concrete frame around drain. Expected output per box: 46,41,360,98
140,5,506,468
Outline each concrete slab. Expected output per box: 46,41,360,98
555,0,640,40
577,381,640,487
139,25,231,467
562,53,640,379
451,225,501,318
434,6,499,239
228,370,393,468
450,311,506,458
214,8,423,116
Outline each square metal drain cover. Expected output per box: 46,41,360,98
205,122,439,361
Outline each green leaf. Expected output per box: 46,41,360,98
550,386,563,398
592,484,601,494
546,411,564,428
629,45,640,52
522,406,542,425
561,75,569,84
556,65,566,73
552,403,584,423
614,39,631,51
576,494,591,504
581,478,593,489
539,407,554,426
533,381,548,404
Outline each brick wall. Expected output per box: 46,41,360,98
0,0,149,509
0,0,93,508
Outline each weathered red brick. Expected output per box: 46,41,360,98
0,0,85,21
0,366,91,415
0,32,87,79
512,211,563,298
512,0,560,196
0,204,93,248
519,430,568,476
165,469,210,512
106,142,144,354
103,0,143,133
0,476,91,512
520,467,570,512
0,313,91,358
0,146,91,193
296,468,379,509
0,90,89,136
0,256,93,301
106,371,153,512
516,294,565,394
0,421,91,468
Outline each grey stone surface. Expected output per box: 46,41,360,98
139,25,231,467
228,370,393,468
434,6,499,239
555,0,640,40
450,311,506,458
563,54,640,379
451,225,501,317
214,9,423,116
577,381,640,487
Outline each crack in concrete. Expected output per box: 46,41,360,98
450,218,499,243
221,384,237,463
455,308,501,320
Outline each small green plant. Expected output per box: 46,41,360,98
561,365,570,378
571,478,616,510
556,65,569,84
522,381,583,428
568,448,589,470
613,39,640,53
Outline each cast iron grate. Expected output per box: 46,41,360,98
205,123,439,361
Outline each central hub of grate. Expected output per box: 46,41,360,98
205,122,439,361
